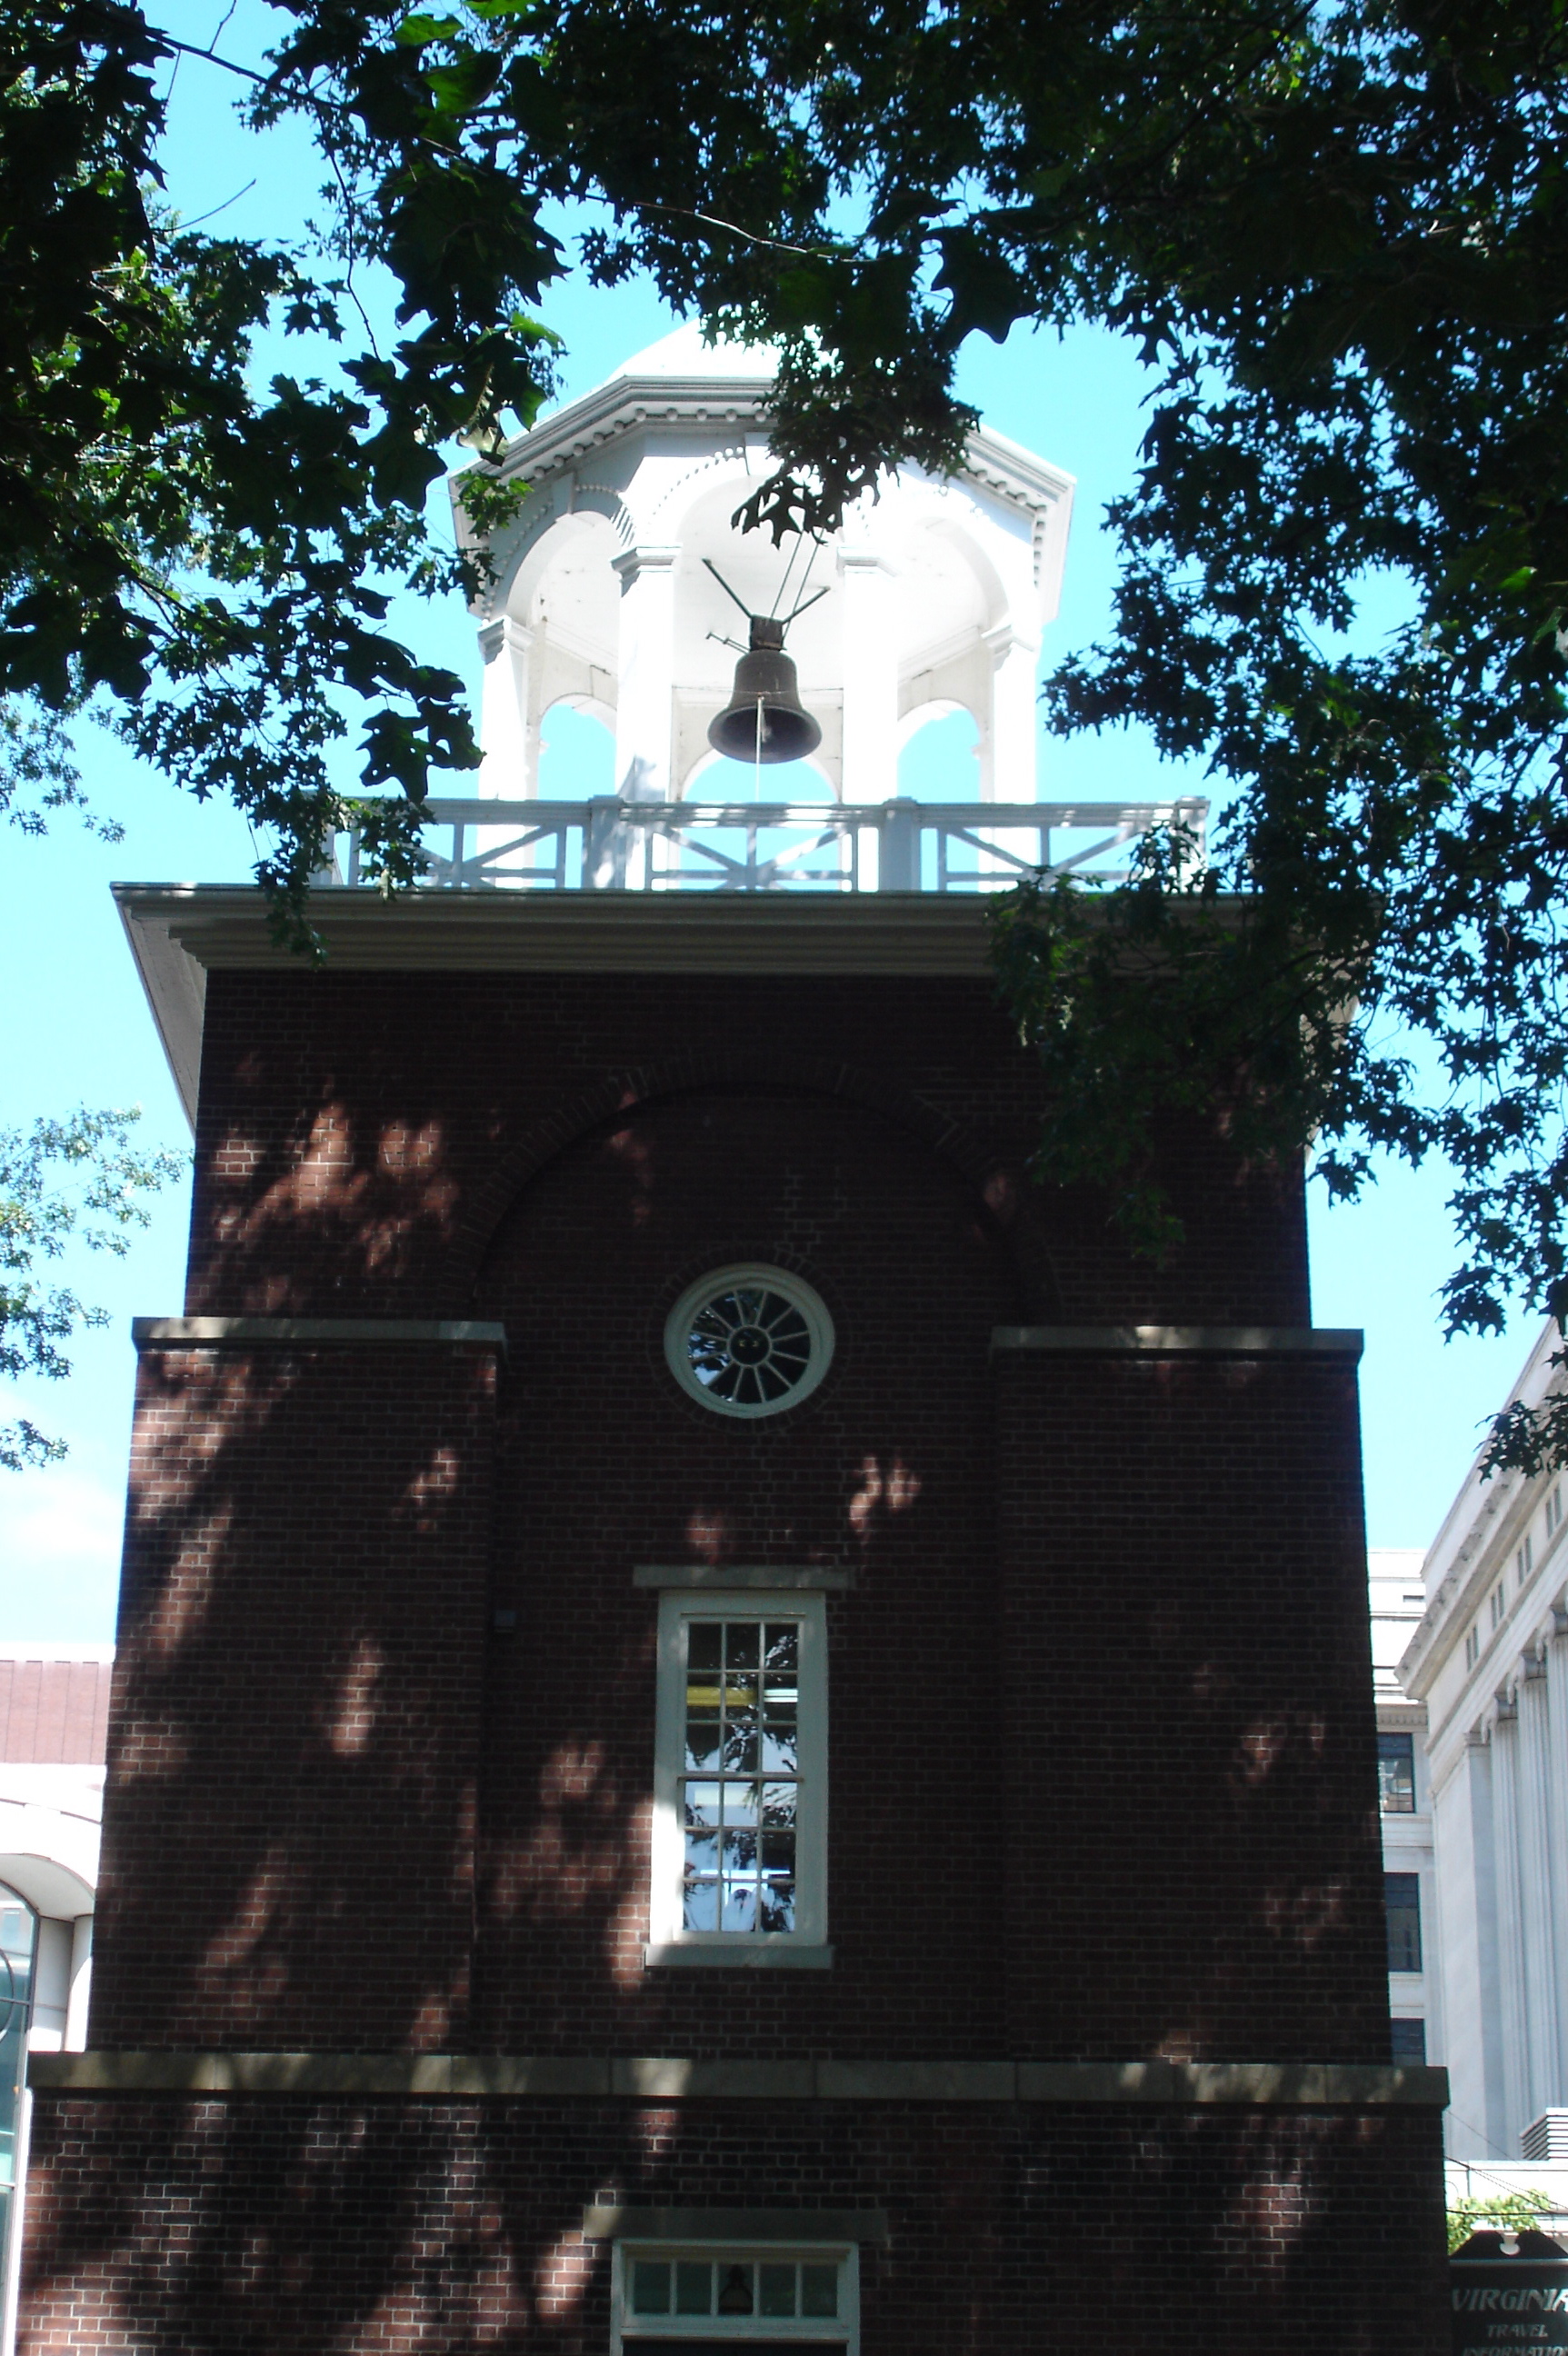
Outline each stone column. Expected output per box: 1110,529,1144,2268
839,549,899,805
1491,1695,1533,2151
612,545,680,804
1548,1608,1568,2096
477,615,536,797
1517,1653,1560,2122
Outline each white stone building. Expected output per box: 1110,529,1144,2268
1399,1322,1568,2162
1371,1549,1442,2068
0,1648,106,2353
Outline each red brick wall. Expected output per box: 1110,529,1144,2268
93,1024,1376,2062
183,971,1311,1329
43,956,1443,2352
20,2095,1448,2356
0,1660,110,1764
995,1353,1385,2061
92,1342,497,2049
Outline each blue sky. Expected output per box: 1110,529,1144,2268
0,5,1527,1639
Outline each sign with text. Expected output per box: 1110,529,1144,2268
1453,2235,1568,2354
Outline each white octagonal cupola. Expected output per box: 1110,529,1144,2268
454,325,1075,806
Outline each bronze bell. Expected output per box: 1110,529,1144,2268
708,616,822,765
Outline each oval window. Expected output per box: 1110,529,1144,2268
664,1264,834,1420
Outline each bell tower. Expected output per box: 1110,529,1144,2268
457,324,1074,805
21,335,1450,2356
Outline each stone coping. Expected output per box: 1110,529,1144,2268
633,1567,854,1592
992,1325,1364,1359
581,2207,890,2244
28,2052,1448,2106
133,1317,507,1351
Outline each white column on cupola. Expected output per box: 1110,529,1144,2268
1517,1652,1561,2123
477,616,537,797
980,621,1040,802
612,545,681,802
1492,1692,1532,2151
839,546,899,805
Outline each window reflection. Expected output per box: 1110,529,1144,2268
684,1622,799,1933
0,1889,35,2292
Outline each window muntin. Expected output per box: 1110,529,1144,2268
651,1592,826,1952
1385,1871,1423,1973
615,2244,855,2353
665,1267,834,1421
1377,1731,1416,1814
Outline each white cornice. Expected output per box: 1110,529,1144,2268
454,371,1074,537
1399,1322,1565,1701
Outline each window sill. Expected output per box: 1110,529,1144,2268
643,1942,834,1972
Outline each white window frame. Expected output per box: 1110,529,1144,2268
647,1590,828,1965
612,2241,858,2356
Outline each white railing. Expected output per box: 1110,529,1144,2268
338,796,1208,893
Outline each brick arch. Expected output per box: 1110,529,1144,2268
452,1052,1027,1304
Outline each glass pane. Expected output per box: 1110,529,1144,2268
761,1782,796,1826
722,1829,758,1870
764,1625,798,1674
724,1783,760,1828
723,1720,760,1772
760,1727,797,1773
675,2263,712,2315
716,2264,754,2317
633,2262,672,2314
683,1880,719,1932
1390,2016,1427,2062
721,1881,758,1932
686,1721,723,1770
1384,1872,1422,1972
684,1830,719,1875
724,1623,760,1671
1377,1732,1415,1813
759,1878,795,1932
687,1623,723,1672
761,1831,794,1872
0,1892,35,2303
801,2267,838,2318
684,1782,724,1827
759,2265,795,2317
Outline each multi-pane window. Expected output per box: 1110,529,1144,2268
682,1620,801,1934
650,1591,827,1957
1490,1581,1507,1631
1464,1624,1481,1672
1390,2017,1428,2064
616,2244,854,2354
1518,1535,1534,1586
1377,1731,1416,1814
1548,1484,1564,1540
1385,1872,1423,1973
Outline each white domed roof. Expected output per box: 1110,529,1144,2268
613,322,779,379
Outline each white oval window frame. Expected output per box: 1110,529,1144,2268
664,1263,835,1421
